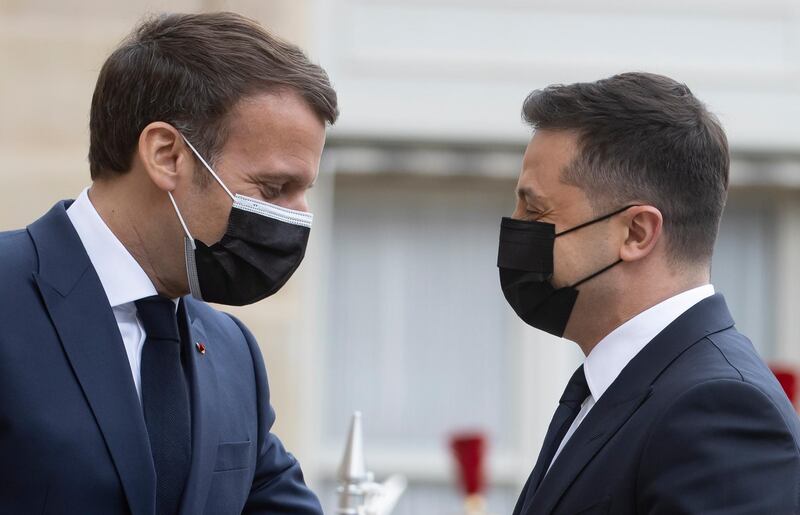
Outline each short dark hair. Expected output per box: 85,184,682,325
522,72,729,264
89,12,338,180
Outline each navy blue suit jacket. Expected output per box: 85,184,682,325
0,201,323,515
514,294,800,515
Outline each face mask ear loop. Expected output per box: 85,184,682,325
168,191,197,251
555,204,641,238
180,135,235,201
571,258,623,289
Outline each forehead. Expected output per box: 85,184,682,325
224,90,325,151
519,129,580,196
214,91,326,189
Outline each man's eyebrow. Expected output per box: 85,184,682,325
516,186,547,204
257,170,311,185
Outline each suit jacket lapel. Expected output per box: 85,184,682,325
522,387,651,514
521,294,736,514
524,403,579,499
178,303,220,515
519,364,591,509
28,202,156,515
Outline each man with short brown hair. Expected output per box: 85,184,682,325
499,72,800,514
0,12,336,514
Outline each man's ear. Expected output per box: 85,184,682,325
137,122,190,192
619,205,663,262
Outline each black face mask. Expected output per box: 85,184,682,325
169,136,312,306
497,206,635,337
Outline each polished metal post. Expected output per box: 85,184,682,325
336,412,407,515
337,412,368,514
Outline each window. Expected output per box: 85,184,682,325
320,174,521,514
711,192,777,356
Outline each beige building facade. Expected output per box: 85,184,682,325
3,1,800,512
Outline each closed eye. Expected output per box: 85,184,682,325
523,207,543,220
264,185,283,199
527,206,556,222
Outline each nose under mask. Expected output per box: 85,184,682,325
497,205,635,336
168,136,313,306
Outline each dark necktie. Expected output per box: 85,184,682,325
515,365,590,513
136,296,192,515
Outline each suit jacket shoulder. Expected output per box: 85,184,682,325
638,334,800,513
0,228,46,340
0,228,37,293
650,327,800,442
516,295,800,515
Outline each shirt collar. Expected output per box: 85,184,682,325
583,284,715,402
66,188,159,308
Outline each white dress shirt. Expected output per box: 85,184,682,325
67,188,162,401
547,284,716,472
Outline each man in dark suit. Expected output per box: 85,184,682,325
498,72,800,514
0,12,337,515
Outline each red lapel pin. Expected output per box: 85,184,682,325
195,342,206,355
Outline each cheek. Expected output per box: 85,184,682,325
188,189,232,244
553,231,616,287
553,238,586,288
551,237,575,287
209,201,232,242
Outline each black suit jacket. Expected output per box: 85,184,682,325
0,201,323,514
514,294,800,515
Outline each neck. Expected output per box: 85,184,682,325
567,267,710,356
89,179,188,299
